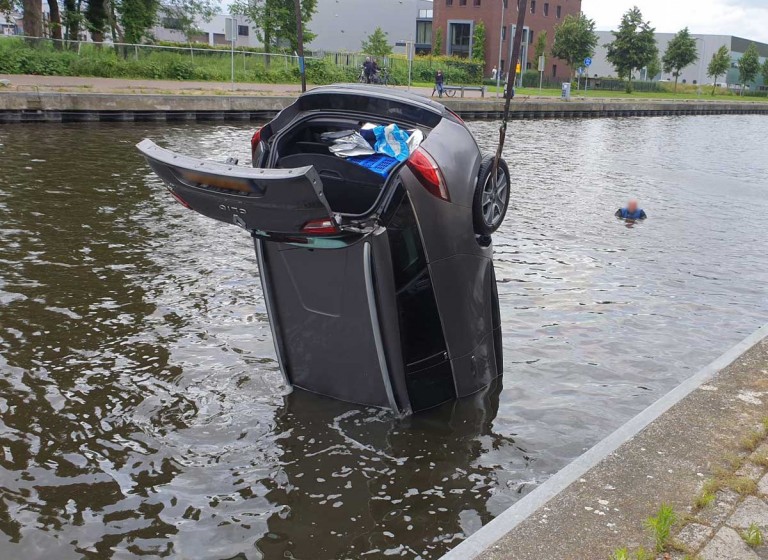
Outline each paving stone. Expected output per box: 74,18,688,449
675,522,715,551
697,490,741,526
728,496,768,531
736,462,766,481
699,526,759,560
759,474,768,497
750,443,768,464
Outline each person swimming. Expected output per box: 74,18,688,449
615,199,647,220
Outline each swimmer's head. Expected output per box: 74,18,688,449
627,199,639,213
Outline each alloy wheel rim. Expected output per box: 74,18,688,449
481,169,508,227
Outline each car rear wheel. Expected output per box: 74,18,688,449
473,155,510,235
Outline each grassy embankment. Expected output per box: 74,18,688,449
2,37,766,102
0,36,481,87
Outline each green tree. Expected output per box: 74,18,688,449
472,20,486,61
118,0,159,44
85,0,110,42
605,6,658,92
737,42,760,95
762,58,768,89
707,45,731,95
662,28,698,92
533,30,547,66
646,55,661,81
361,26,392,58
433,26,443,55
231,0,317,66
551,13,597,75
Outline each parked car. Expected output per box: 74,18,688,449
138,85,510,414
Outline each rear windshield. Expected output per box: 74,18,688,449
297,93,443,128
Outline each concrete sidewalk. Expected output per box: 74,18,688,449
0,74,444,98
442,327,768,559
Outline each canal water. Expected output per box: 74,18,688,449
0,115,766,559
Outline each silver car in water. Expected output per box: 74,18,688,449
138,85,511,414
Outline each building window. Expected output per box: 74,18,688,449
474,0,481,5
418,9,433,18
529,30,534,44
448,22,472,57
503,0,508,7
543,2,549,16
416,20,432,45
530,1,536,14
552,64,557,77
446,0,452,6
501,26,506,41
459,0,466,5
238,25,249,36
556,5,562,18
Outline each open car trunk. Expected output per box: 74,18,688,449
271,116,397,217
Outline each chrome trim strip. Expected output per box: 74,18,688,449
255,238,293,391
363,241,399,413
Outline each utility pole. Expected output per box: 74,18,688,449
294,0,307,92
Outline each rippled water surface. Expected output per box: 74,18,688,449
1,116,766,559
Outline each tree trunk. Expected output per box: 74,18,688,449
674,74,678,93
47,0,63,43
22,0,44,38
64,0,80,43
712,76,717,96
264,27,271,70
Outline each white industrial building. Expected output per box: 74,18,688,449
151,0,433,54
590,31,768,88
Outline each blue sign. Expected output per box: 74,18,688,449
584,57,592,67
577,67,584,75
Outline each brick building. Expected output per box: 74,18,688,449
433,0,582,81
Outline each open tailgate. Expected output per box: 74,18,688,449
137,139,334,236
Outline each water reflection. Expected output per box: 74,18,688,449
257,378,514,559
1,116,767,559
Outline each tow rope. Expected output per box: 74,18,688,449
493,0,529,190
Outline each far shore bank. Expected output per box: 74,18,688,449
2,74,768,123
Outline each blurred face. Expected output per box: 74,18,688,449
627,199,639,213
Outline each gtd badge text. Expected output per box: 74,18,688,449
220,205,246,215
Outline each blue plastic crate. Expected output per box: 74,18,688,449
347,153,400,178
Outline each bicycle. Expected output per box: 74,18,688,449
378,68,398,87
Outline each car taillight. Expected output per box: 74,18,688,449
251,128,262,151
406,147,449,201
301,218,339,235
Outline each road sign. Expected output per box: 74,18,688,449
577,66,584,75
515,63,521,74
224,17,236,42
538,55,545,72
584,57,592,67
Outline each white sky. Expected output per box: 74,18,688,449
583,0,768,43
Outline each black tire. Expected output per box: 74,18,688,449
446,88,457,97
473,154,511,235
